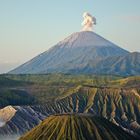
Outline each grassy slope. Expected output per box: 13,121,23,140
0,74,122,107
19,114,136,140
110,76,140,88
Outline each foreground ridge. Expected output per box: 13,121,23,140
19,113,137,140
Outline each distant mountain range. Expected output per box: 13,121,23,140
9,31,140,76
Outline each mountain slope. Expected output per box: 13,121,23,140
9,31,129,74
95,52,140,76
0,86,140,137
19,114,137,140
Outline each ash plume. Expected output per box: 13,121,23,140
82,12,96,31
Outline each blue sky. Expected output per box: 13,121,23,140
0,0,140,73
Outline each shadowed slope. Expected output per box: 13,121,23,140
95,52,140,76
19,114,137,140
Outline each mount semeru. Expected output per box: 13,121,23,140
9,31,140,76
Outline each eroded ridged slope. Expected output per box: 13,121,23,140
0,86,140,137
19,114,137,140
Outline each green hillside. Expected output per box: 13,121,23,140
110,76,140,87
0,74,122,107
0,74,140,107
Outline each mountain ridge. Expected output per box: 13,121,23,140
19,114,137,140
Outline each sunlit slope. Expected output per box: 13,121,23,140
19,114,136,140
110,76,140,87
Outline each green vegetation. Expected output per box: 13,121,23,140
19,114,136,140
0,76,32,87
2,74,121,86
0,74,122,107
0,89,36,108
110,76,140,87
0,74,140,108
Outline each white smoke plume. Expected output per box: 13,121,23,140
82,12,96,31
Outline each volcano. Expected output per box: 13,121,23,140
9,31,140,75
19,114,137,140
10,31,140,75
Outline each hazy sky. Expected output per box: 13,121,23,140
0,0,140,73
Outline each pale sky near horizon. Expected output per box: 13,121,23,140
0,0,140,73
